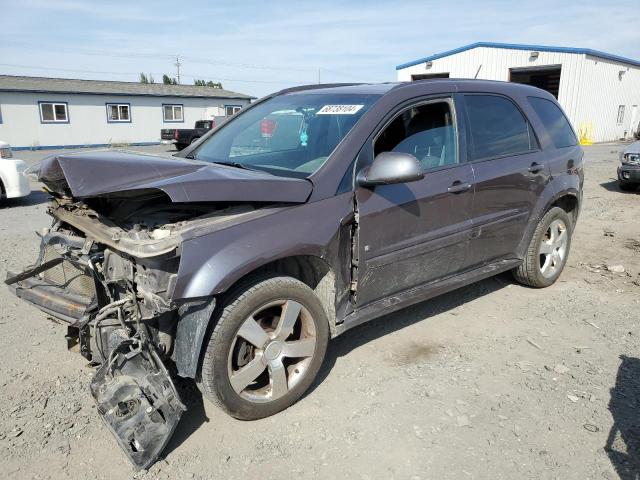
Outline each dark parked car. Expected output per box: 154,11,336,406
161,119,215,150
618,140,640,191
6,80,583,468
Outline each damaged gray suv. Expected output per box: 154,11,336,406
6,80,583,468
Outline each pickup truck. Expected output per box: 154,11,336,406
161,120,215,150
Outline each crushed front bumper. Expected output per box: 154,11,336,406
4,232,187,470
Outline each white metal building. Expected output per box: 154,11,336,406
396,42,640,143
0,75,253,150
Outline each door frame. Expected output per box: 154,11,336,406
353,93,469,176
351,92,474,308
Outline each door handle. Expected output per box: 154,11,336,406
528,162,544,174
447,181,472,194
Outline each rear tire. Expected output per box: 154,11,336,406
175,143,186,151
513,207,572,288
199,276,329,420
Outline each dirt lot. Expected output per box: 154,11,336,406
0,143,638,480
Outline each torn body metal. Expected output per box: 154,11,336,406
4,199,193,468
90,336,186,470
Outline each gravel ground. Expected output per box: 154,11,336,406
0,143,638,480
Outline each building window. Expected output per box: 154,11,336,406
617,105,625,125
39,102,69,123
225,105,242,116
163,104,183,122
106,103,131,122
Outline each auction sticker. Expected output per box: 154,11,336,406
317,104,364,115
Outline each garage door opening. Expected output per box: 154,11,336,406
411,73,450,81
509,66,561,98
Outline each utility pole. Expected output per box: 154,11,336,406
175,56,182,84
318,68,321,84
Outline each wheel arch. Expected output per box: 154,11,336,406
216,254,337,334
174,254,337,380
516,180,581,259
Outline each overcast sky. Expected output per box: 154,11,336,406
1,0,638,98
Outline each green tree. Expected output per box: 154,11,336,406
139,73,155,84
194,79,223,88
163,74,177,85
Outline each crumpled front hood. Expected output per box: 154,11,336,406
37,150,313,203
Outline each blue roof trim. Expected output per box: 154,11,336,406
395,42,640,70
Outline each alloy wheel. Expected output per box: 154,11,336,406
538,218,568,278
227,299,317,403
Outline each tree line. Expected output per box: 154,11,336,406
139,73,223,88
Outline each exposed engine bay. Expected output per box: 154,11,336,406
5,192,263,469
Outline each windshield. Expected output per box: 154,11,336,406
191,92,380,178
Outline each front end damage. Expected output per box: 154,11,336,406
4,150,314,469
4,195,219,470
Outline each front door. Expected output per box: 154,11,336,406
354,97,474,307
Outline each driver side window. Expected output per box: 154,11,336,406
374,100,458,170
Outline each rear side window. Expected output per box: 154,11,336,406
464,95,534,160
528,97,577,148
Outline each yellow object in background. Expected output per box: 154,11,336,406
578,122,593,145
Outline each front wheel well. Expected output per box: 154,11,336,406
550,194,578,226
220,256,337,333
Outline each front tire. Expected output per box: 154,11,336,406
513,207,573,288
199,276,329,420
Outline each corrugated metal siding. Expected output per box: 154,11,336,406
577,56,640,142
397,46,640,142
0,92,251,148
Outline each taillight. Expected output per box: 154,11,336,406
174,130,179,140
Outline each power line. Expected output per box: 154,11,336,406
0,40,365,79
0,62,310,85
2,40,314,72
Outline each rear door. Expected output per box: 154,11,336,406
461,94,549,268
354,96,475,306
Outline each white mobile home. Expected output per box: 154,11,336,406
396,42,640,143
0,75,253,150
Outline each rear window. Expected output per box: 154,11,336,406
528,97,577,148
464,94,534,160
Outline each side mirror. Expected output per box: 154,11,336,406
356,152,424,187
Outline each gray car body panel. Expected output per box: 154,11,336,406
37,150,313,203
